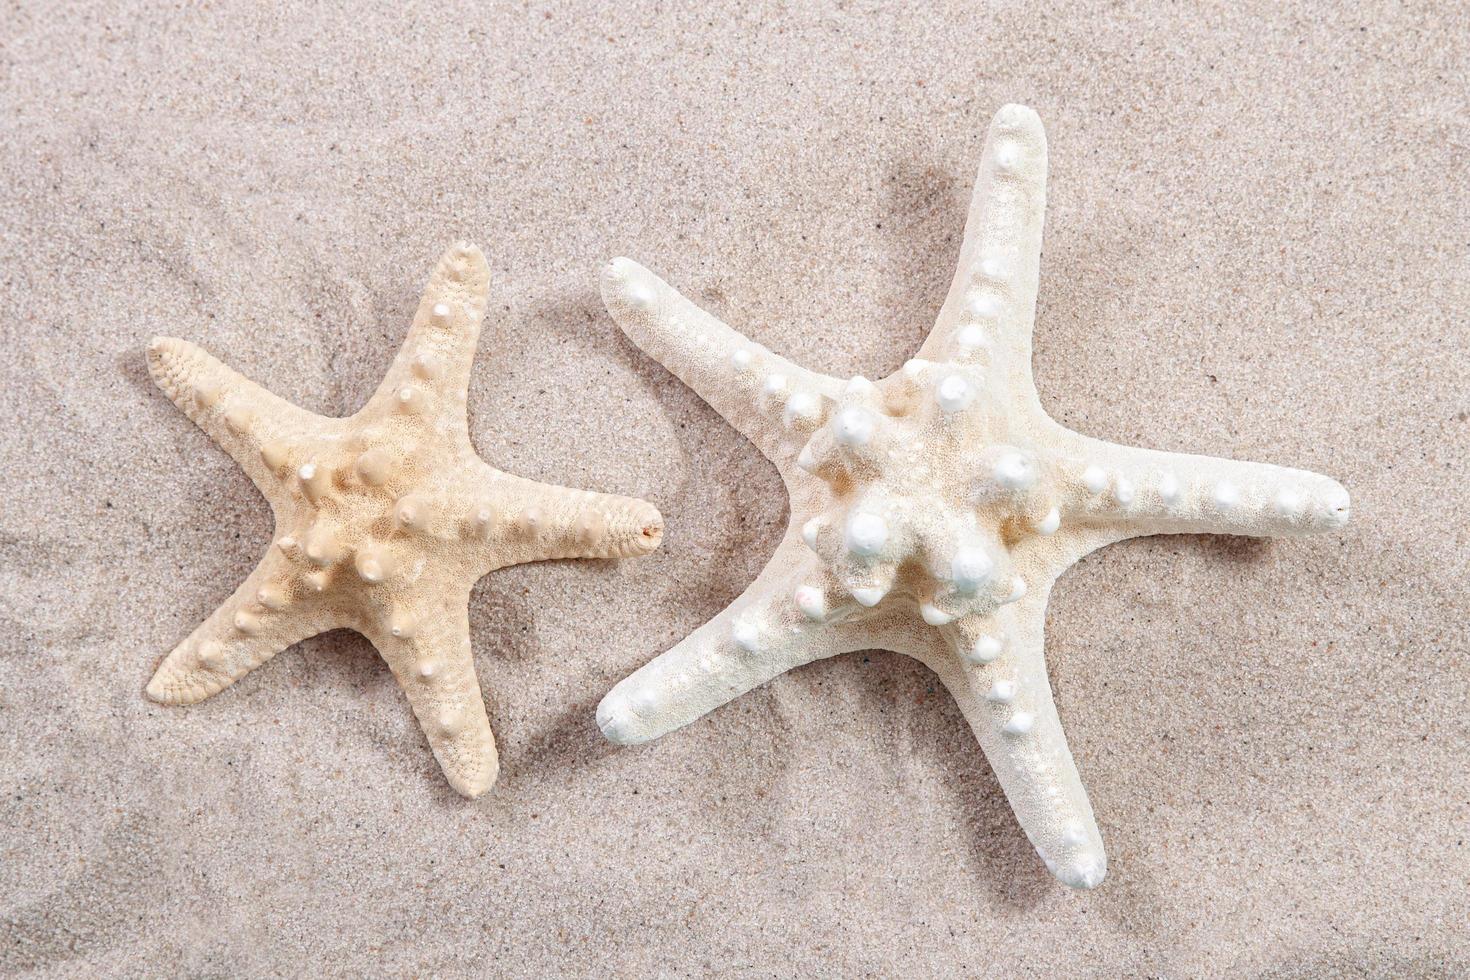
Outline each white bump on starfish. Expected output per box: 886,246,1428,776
596,106,1349,888
471,502,497,539
1213,481,1240,510
1274,487,1304,517
396,384,425,414
297,461,331,505
354,448,392,486
783,390,822,428
623,279,656,312
993,140,1022,172
260,440,290,471
732,621,761,652
437,708,461,738
844,511,889,557
1158,472,1181,505
986,679,1017,704
574,509,608,546
513,507,545,538
801,517,821,550
967,634,1004,664
935,375,974,414
993,451,1035,491
832,406,875,447
412,351,446,382
1037,507,1061,535
388,610,417,639
197,641,225,671
949,546,995,593
144,242,663,798
920,602,956,626
233,609,260,635
794,585,826,621
354,544,392,584
1003,712,1035,736
224,408,253,434
302,523,344,566
953,324,988,349
966,293,1004,320
394,494,430,532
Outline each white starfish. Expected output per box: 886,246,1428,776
146,242,663,797
595,105,1350,888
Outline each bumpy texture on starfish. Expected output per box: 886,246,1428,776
596,106,1350,888
146,243,663,797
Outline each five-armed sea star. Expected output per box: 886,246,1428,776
146,242,663,797
595,105,1349,887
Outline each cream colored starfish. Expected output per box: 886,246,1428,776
146,242,663,797
596,105,1350,888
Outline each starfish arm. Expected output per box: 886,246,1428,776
600,257,843,469
470,473,667,570
596,541,852,744
361,242,490,431
146,550,334,705
1054,435,1351,538
364,592,499,798
919,104,1047,388
147,337,333,501
932,583,1107,889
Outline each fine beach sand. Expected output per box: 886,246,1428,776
1,2,1466,975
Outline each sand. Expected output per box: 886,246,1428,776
1,1,1466,976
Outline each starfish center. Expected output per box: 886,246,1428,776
790,360,1058,630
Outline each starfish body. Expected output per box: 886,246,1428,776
147,243,663,797
596,106,1349,888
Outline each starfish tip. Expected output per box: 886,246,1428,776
595,694,646,746
144,674,171,703
1052,852,1108,890
448,763,499,799
1322,480,1351,527
144,335,185,375
600,257,657,313
434,240,489,293
144,667,195,705
993,102,1042,130
447,239,486,262
631,504,665,555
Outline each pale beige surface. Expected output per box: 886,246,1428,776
1,1,1466,976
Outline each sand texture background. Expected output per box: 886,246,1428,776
2,1,1467,976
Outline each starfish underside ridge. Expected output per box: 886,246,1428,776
596,105,1349,888
147,243,663,797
